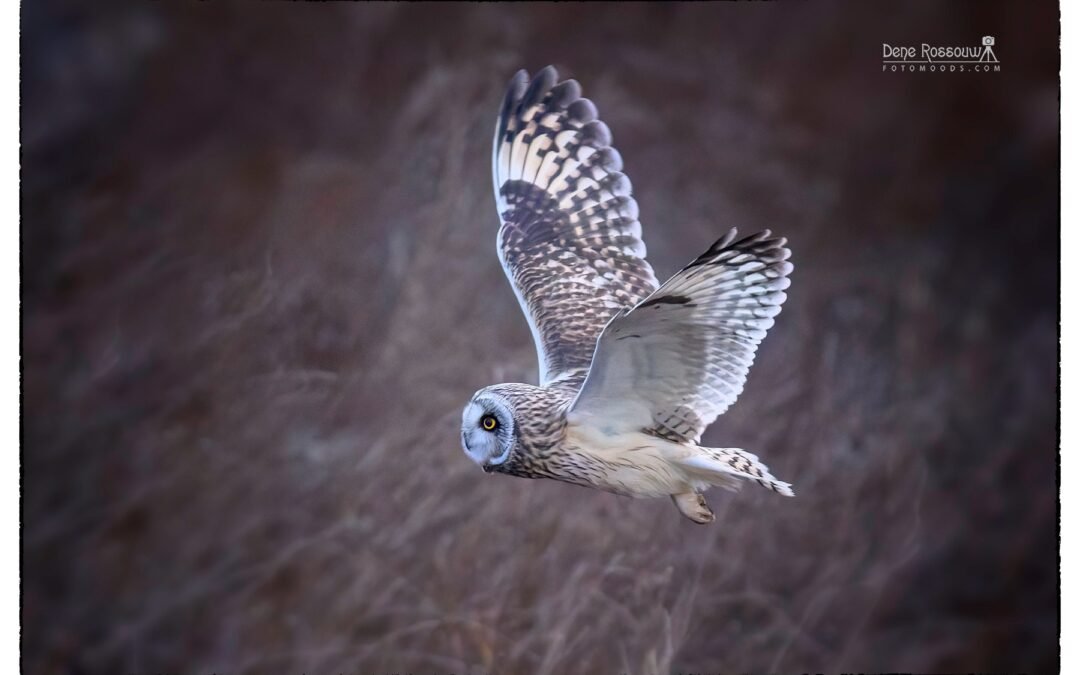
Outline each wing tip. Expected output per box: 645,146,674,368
582,119,612,147
497,69,530,137
521,65,559,110
692,228,793,273
550,78,581,109
567,97,598,124
537,63,559,82
506,69,529,105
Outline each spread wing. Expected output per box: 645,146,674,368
493,66,658,387
569,229,793,443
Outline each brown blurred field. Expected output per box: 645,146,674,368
21,2,1059,673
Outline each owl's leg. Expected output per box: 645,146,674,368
671,491,714,524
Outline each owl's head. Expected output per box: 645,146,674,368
461,390,516,472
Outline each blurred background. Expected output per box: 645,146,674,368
21,2,1059,673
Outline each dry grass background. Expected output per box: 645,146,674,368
22,2,1058,673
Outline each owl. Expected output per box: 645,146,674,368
461,66,794,524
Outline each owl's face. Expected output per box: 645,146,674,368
461,393,516,472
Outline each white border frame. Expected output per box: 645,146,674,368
1061,0,1072,671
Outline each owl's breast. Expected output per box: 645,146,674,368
541,425,692,498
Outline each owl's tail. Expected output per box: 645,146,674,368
676,447,795,496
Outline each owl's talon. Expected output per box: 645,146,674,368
672,492,715,524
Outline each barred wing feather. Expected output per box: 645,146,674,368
570,229,793,443
493,66,659,387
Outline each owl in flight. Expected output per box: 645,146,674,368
461,66,794,523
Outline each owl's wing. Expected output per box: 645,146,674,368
493,66,659,387
569,229,792,443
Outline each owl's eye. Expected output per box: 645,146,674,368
480,414,498,431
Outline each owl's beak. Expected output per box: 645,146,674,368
482,463,496,474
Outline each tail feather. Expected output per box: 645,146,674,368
677,447,794,496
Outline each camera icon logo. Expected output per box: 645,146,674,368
979,36,998,62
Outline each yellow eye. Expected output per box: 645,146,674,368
481,415,498,431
